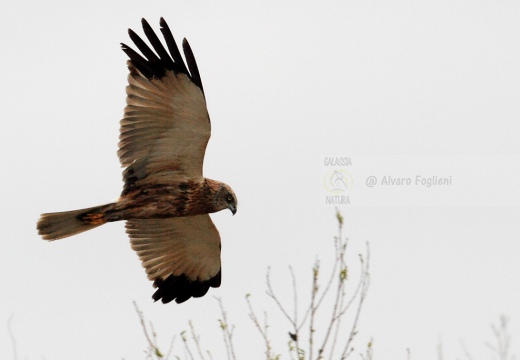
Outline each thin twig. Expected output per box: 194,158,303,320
318,216,348,360
189,321,206,360
484,316,515,360
219,318,232,360
246,294,274,360
360,340,374,360
289,266,303,358
460,340,475,360
133,301,164,358
437,338,444,360
340,243,371,359
165,335,176,360
302,214,347,336
315,214,346,312
181,329,195,360
259,210,370,360
326,234,348,360
266,267,296,328
215,297,237,360
8,314,18,360
281,266,302,358
134,302,154,350
308,260,319,360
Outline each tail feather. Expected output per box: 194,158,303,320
37,203,114,241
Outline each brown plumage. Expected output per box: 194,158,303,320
37,18,238,304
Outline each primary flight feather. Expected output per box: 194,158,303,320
37,18,237,304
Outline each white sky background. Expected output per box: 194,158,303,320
1,0,520,359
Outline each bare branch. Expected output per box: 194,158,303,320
485,316,516,360
246,294,276,360
189,321,206,360
133,301,165,359
165,335,176,360
180,330,195,360
266,267,296,328
315,210,347,312
8,314,18,360
341,243,371,359
215,297,237,360
324,224,348,360
437,338,444,360
262,210,371,360
460,340,475,360
360,339,374,360
309,261,319,360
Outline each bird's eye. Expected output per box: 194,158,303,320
226,196,233,202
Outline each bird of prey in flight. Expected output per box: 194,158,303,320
37,18,237,304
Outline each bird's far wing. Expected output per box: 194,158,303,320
119,18,210,193
126,215,222,304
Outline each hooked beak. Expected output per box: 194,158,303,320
228,204,237,216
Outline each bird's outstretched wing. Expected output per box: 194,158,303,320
126,215,222,304
119,18,210,193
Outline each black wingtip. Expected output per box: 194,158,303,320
159,17,167,29
122,17,204,91
182,38,203,92
141,18,152,33
152,270,221,304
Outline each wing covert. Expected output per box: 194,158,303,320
119,18,210,193
126,215,222,304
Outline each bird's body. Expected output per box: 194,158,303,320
37,18,237,304
97,178,230,223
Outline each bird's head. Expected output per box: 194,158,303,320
213,182,238,215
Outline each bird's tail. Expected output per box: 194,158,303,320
37,203,115,241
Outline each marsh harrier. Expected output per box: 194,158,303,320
37,18,237,304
